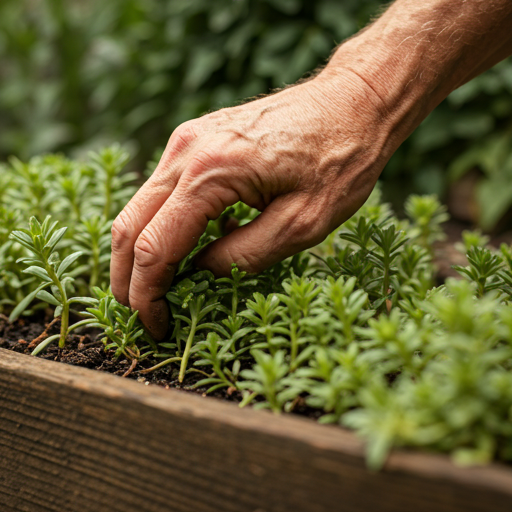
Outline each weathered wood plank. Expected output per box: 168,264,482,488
0,347,511,512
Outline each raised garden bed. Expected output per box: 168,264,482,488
1,347,512,512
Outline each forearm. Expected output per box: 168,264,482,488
321,0,512,144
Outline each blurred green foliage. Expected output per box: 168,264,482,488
0,0,376,160
0,0,511,226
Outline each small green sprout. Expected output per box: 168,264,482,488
9,216,96,351
85,288,154,361
238,350,302,414
404,194,448,248
192,332,239,393
88,144,135,220
453,246,504,297
73,216,112,289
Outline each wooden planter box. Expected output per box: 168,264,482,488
1,347,511,512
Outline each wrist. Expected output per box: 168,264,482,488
313,43,428,164
320,34,439,146
320,0,512,144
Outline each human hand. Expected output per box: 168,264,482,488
110,69,403,340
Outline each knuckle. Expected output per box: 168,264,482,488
188,148,223,178
133,230,161,269
111,211,134,252
169,120,199,151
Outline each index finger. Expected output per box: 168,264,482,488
128,177,239,340
110,121,201,306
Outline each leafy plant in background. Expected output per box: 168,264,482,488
404,194,449,248
0,0,368,161
5,149,512,473
1,0,511,228
0,144,136,318
72,215,112,290
448,129,512,230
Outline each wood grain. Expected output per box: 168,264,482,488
0,347,511,512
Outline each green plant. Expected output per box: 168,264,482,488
0,145,135,318
84,287,155,361
9,216,96,351
88,145,135,220
404,194,448,248
6,149,512,473
453,246,504,297
449,129,512,230
72,216,112,290
192,332,240,393
238,350,302,413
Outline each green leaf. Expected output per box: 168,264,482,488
184,47,224,91
69,296,98,306
10,230,33,247
44,226,67,251
22,266,52,282
9,282,50,322
31,334,60,356
57,251,83,277
36,290,61,306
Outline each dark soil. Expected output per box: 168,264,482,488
0,312,236,396
0,312,323,420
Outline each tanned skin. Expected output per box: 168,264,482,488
110,0,512,339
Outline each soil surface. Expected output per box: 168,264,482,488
0,311,321,419
0,311,233,394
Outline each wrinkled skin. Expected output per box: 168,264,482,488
110,0,512,340
110,71,394,339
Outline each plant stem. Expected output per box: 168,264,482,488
46,265,69,348
343,315,354,344
239,391,257,408
268,387,279,414
140,356,182,374
382,263,390,300
232,286,238,320
90,243,100,289
382,256,391,314
290,322,298,370
59,302,69,348
72,202,81,223
266,328,275,356
179,317,198,382
213,363,230,386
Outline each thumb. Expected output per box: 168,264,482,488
194,195,326,276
